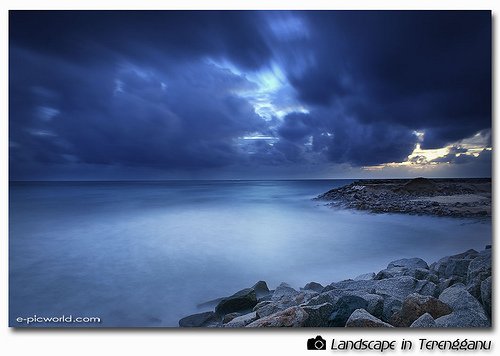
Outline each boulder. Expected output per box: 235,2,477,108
303,282,324,293
375,267,432,281
222,312,241,324
376,276,431,300
410,313,436,328
375,267,406,280
379,294,403,322
254,301,290,318
224,312,258,328
295,290,320,305
432,249,478,277
301,290,339,307
252,281,271,298
480,276,492,317
466,250,491,299
330,276,436,320
444,259,472,279
303,302,334,327
328,295,368,327
272,283,300,301
179,311,220,327
390,293,452,327
354,272,376,281
215,288,257,315
345,309,393,327
438,276,463,294
415,280,439,297
246,306,309,327
435,284,490,327
388,257,429,270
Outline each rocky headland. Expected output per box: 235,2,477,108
315,177,491,218
179,246,492,328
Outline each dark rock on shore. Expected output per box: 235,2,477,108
389,293,452,327
315,178,491,218
215,288,257,315
179,246,491,328
435,284,490,327
481,276,492,317
303,282,324,293
329,295,368,327
345,309,393,327
410,313,436,328
246,306,309,327
179,311,220,327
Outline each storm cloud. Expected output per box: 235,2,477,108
9,11,491,179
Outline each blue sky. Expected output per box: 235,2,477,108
9,11,491,180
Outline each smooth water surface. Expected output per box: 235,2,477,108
9,180,491,326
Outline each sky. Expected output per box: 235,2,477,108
9,10,491,180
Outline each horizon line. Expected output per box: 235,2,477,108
9,176,492,183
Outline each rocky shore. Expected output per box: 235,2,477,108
315,177,491,218
179,246,491,328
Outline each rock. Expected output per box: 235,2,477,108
364,294,385,319
254,301,288,318
354,272,375,281
295,290,320,305
303,282,324,293
224,312,258,327
401,177,436,193
272,283,300,301
246,306,309,327
301,290,339,307
375,267,406,280
375,267,433,281
328,295,368,327
179,311,220,327
252,281,270,298
390,293,452,327
388,258,429,270
379,294,403,322
415,280,438,297
410,313,436,328
444,259,472,279
215,288,257,315
345,309,393,327
303,302,334,327
432,249,478,277
480,276,491,317
222,312,241,324
196,297,224,310
466,249,491,299
334,276,435,301
253,300,272,310
435,284,490,327
438,276,463,294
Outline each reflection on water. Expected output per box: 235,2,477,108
9,180,491,326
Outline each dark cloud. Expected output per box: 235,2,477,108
9,11,273,70
287,11,491,149
9,46,266,177
9,11,491,179
277,112,313,142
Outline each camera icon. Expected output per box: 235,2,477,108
307,335,326,350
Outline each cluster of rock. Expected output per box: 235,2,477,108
179,246,491,328
315,178,491,218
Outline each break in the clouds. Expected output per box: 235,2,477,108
9,11,491,180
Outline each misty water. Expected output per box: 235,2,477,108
10,180,491,327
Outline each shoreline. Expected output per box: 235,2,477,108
314,178,491,218
179,246,492,328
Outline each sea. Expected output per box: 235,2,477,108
9,180,492,327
